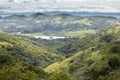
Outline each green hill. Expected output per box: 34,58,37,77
0,32,63,68
0,32,74,80
45,26,120,80
0,54,48,80
0,14,120,37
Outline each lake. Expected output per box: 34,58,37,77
32,36,67,40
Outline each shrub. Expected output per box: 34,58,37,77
0,54,13,66
109,45,120,54
100,35,114,43
108,55,120,69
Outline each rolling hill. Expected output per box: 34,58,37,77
0,32,63,68
45,26,120,80
0,13,120,37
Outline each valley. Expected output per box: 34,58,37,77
0,13,120,80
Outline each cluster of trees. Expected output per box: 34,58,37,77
0,53,72,80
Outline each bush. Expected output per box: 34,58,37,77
100,35,114,43
108,55,120,69
109,45,120,54
0,54,13,66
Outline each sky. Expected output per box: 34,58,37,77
0,0,120,13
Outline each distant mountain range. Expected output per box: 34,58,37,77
0,12,120,37
0,12,120,18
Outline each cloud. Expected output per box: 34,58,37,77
0,0,120,13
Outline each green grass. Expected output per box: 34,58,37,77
65,30,96,37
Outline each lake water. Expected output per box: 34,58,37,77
32,36,67,40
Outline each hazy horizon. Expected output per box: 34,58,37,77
0,0,120,13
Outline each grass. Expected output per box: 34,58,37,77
45,57,73,73
0,42,13,47
45,51,83,73
65,30,97,37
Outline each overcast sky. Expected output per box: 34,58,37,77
0,0,120,13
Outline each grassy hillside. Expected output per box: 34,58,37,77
0,32,72,80
0,32,63,68
0,53,48,80
45,26,120,80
